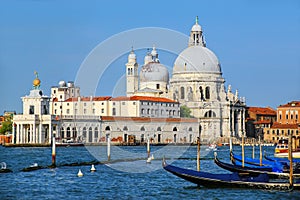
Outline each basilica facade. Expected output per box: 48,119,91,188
126,17,246,142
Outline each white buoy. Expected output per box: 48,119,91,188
151,154,154,160
77,169,83,177
146,157,151,164
90,164,96,172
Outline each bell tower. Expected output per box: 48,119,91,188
126,48,139,96
189,16,206,47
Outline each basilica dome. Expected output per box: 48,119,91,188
140,62,169,83
173,46,221,73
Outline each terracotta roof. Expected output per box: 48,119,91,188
64,95,176,103
100,116,197,123
65,96,112,102
112,96,177,103
278,101,300,108
271,122,299,129
247,107,276,115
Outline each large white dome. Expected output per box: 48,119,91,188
140,62,169,82
173,46,221,73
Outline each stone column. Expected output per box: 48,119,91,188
39,123,42,143
33,123,36,143
15,124,19,144
30,124,33,143
20,124,23,143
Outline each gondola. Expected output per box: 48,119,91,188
214,152,291,179
162,159,299,190
230,152,285,172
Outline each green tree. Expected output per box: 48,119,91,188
0,121,12,135
180,105,193,118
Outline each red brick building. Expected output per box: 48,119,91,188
245,107,276,138
264,101,300,144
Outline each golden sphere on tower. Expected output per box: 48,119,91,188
33,78,41,87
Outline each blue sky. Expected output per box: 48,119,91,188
0,0,299,114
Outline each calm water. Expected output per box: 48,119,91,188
0,145,299,199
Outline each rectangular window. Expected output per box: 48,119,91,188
122,102,125,105
92,109,95,114
156,84,160,89
112,108,116,116
84,103,87,106
84,109,86,114
54,109,57,114
75,109,77,114
101,109,104,113
29,105,34,114
66,109,70,114
133,102,136,105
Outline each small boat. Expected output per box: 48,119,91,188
163,159,298,190
22,163,45,172
56,142,84,147
214,152,293,179
275,139,300,158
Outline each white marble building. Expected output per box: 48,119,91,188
127,17,246,142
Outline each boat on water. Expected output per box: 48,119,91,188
230,152,285,172
56,142,84,147
214,152,296,179
162,159,299,190
275,139,300,158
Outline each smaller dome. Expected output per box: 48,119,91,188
140,62,169,83
191,23,202,32
128,51,136,60
59,80,66,87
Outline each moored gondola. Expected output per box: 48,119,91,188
163,158,299,190
214,152,291,179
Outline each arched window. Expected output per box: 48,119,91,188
105,126,111,131
157,127,162,131
61,127,65,138
173,127,178,132
141,126,145,131
204,110,216,118
72,127,77,138
112,108,116,116
83,127,87,138
141,108,145,114
88,127,93,143
188,127,193,131
66,127,71,138
94,127,98,138
123,126,128,131
199,86,204,100
180,87,185,99
205,86,210,99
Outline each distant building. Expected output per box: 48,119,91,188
264,101,300,144
245,107,276,138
